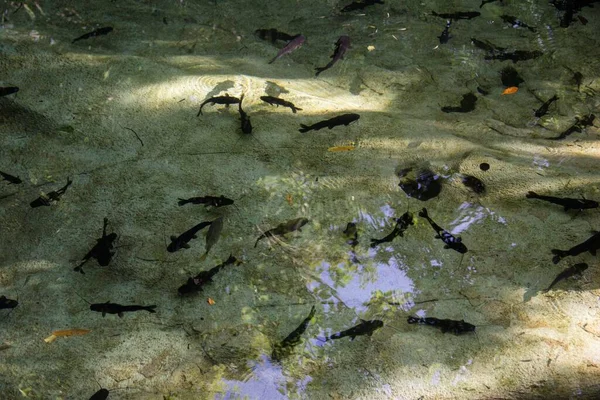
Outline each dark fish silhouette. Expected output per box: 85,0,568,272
197,94,240,116
343,222,359,247
74,218,118,274
441,93,477,113
480,0,502,8
320,319,383,341
419,208,467,254
0,86,19,97
238,94,252,134
370,212,414,247
471,38,505,53
500,66,524,87
260,96,302,113
90,302,156,317
72,27,113,43
178,195,234,207
500,15,537,32
167,220,212,252
534,95,559,118
341,0,384,12
407,316,475,335
272,306,316,361
551,231,600,264
315,35,350,76
0,170,22,184
545,263,588,292
484,50,543,63
178,255,240,295
438,20,452,44
550,114,595,140
398,168,442,201
89,388,109,400
462,175,485,194
269,34,305,64
0,295,18,310
200,217,223,261
431,11,481,20
255,217,309,247
30,178,73,208
526,191,598,211
299,113,360,133
254,28,297,43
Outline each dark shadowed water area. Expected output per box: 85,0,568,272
1,0,600,399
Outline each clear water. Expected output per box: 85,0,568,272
1,0,599,399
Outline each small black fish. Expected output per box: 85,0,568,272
0,295,18,310
480,0,502,8
0,170,22,184
441,93,477,113
551,231,600,264
72,27,113,44
299,113,360,133
431,11,481,20
178,195,234,207
398,168,442,201
419,208,467,254
197,94,241,116
370,212,414,247
90,301,156,317
178,255,240,295
200,216,223,261
320,319,383,341
255,217,309,247
238,94,252,134
0,87,19,97
471,38,506,53
500,15,537,32
89,388,109,400
315,35,351,76
526,191,598,211
260,96,302,113
438,20,451,44
560,1,574,27
500,66,524,87
272,306,316,361
551,114,595,140
545,263,588,292
341,0,384,12
534,95,559,118
462,175,485,194
254,28,298,43
30,177,73,208
167,220,212,252
269,34,306,64
74,218,118,274
484,50,543,63
407,316,475,335
343,222,359,247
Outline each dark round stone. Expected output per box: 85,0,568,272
479,162,490,171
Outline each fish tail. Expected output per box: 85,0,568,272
177,198,189,206
199,252,208,262
144,305,157,313
268,56,277,64
551,249,567,264
254,236,263,248
314,67,325,76
316,336,328,342
73,265,84,274
407,316,421,324
418,208,428,218
298,124,310,133
525,191,538,198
